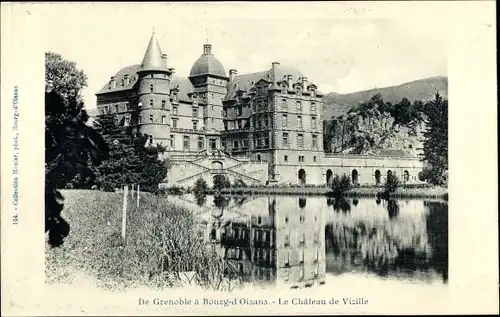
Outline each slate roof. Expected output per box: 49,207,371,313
189,45,227,78
140,32,168,72
96,63,195,102
224,63,321,100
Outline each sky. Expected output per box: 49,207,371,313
27,2,447,109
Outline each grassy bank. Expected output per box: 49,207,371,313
207,185,448,200
45,189,240,291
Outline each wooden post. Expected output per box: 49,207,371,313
137,185,140,208
122,185,128,240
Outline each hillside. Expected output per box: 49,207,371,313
323,76,448,119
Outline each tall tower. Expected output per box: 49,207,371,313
189,44,228,150
136,32,173,146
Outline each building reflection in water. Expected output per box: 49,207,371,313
199,196,326,289
198,196,448,287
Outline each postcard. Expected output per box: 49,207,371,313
1,1,498,316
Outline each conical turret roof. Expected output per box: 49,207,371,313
140,32,168,72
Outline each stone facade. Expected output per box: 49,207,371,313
96,32,424,187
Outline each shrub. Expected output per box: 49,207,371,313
330,174,352,197
213,175,231,191
384,172,401,195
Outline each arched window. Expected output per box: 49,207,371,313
298,169,306,185
375,170,381,185
326,169,333,185
352,169,359,185
149,84,154,92
404,170,410,182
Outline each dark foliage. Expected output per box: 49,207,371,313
45,89,109,247
421,93,448,186
91,113,170,193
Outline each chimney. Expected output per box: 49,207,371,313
203,44,212,54
302,76,308,87
229,69,238,82
110,76,116,89
124,74,130,86
287,75,293,89
271,62,280,88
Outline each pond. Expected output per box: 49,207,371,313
178,195,448,289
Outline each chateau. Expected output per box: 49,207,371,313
96,32,423,187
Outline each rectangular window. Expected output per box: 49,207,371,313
235,120,239,129
211,118,214,123
282,114,288,127
265,138,269,147
284,155,288,162
313,156,317,162
149,114,153,123
173,106,178,115
124,117,130,126
172,119,177,128
282,99,287,109
161,100,166,109
149,99,154,107
193,121,198,130
138,115,142,124
233,141,239,149
224,122,228,131
162,115,166,124
297,134,304,148
296,101,302,111
193,108,198,117
237,107,242,116
171,134,175,148
282,133,289,147
210,139,216,150
311,116,317,129
297,116,303,129
198,137,204,150
311,102,316,112
243,139,249,149
264,117,268,128
115,105,119,113
149,84,154,92
312,134,318,148
183,136,190,150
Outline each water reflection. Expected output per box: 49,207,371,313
197,196,448,289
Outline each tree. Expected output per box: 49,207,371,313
45,86,108,247
384,172,400,195
45,52,88,100
92,113,170,193
421,93,448,186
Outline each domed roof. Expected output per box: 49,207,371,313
189,44,227,78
